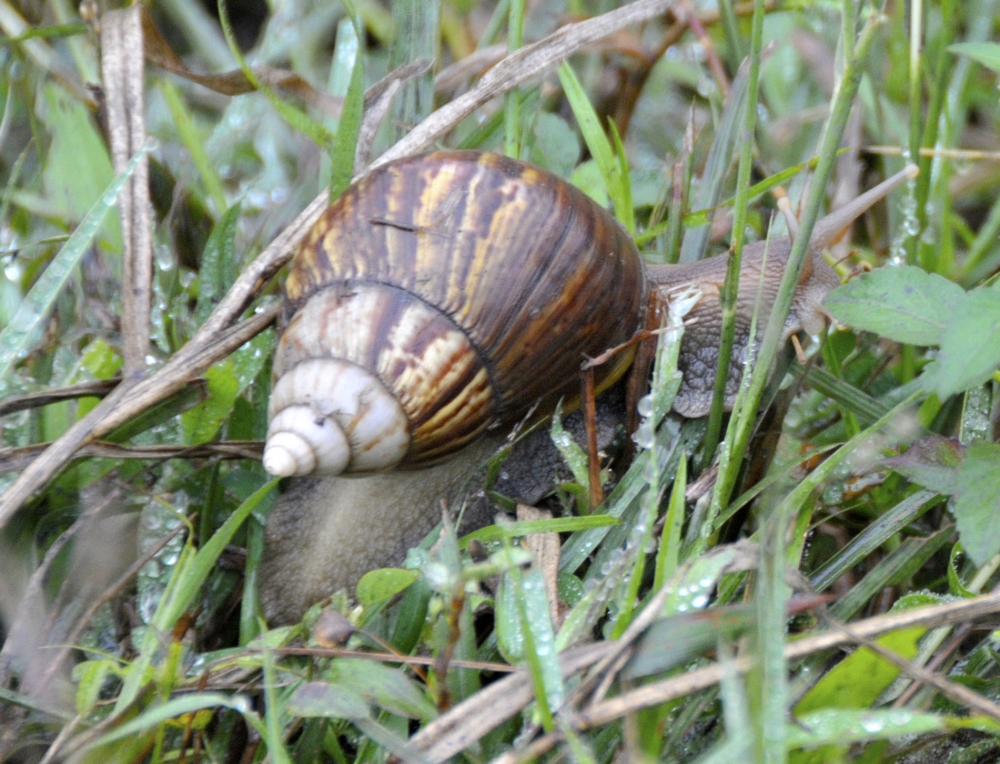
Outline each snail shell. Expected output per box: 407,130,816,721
264,151,647,477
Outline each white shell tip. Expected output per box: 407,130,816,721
264,406,351,476
267,360,410,474
263,443,301,477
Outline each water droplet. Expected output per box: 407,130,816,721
861,716,885,733
635,422,655,449
637,394,653,417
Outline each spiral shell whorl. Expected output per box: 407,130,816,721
264,358,410,476
272,151,647,475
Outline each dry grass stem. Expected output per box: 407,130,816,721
101,7,151,378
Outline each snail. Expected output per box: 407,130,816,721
262,150,918,478
258,151,917,623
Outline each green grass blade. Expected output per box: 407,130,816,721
330,7,365,197
0,139,151,380
160,80,227,212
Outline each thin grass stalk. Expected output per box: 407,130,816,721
905,0,923,265
709,10,883,518
701,0,766,470
717,0,744,68
504,0,524,158
915,0,955,273
753,493,789,764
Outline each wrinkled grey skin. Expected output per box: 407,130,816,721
259,389,626,624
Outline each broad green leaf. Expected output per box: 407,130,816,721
72,659,121,715
355,568,419,607
624,604,754,679
954,443,1000,565
569,159,608,207
41,84,119,249
196,203,241,323
231,330,274,392
496,561,563,716
949,42,1000,73
823,266,965,346
922,288,1000,399
181,361,240,444
325,658,437,721
794,627,924,715
877,436,964,495
79,338,122,380
530,112,580,178
286,681,370,719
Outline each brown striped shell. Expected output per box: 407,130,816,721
263,151,647,477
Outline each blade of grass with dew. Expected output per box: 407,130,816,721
763,389,923,759
550,401,593,513
653,453,686,591
115,479,277,711
610,290,693,635
810,490,938,593
330,1,365,196
677,53,754,264
557,61,630,226
461,515,617,547
159,79,226,212
260,617,292,764
503,0,524,158
217,0,334,154
559,419,702,575
0,140,151,380
703,0,767,469
494,538,558,731
710,12,884,524
90,693,264,750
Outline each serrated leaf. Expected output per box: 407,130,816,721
877,436,964,495
922,288,1000,399
954,443,1000,566
824,266,966,346
355,568,418,607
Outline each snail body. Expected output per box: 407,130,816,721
260,152,917,623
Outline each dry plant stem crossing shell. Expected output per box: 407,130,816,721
264,151,917,480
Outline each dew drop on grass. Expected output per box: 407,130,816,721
637,394,653,417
